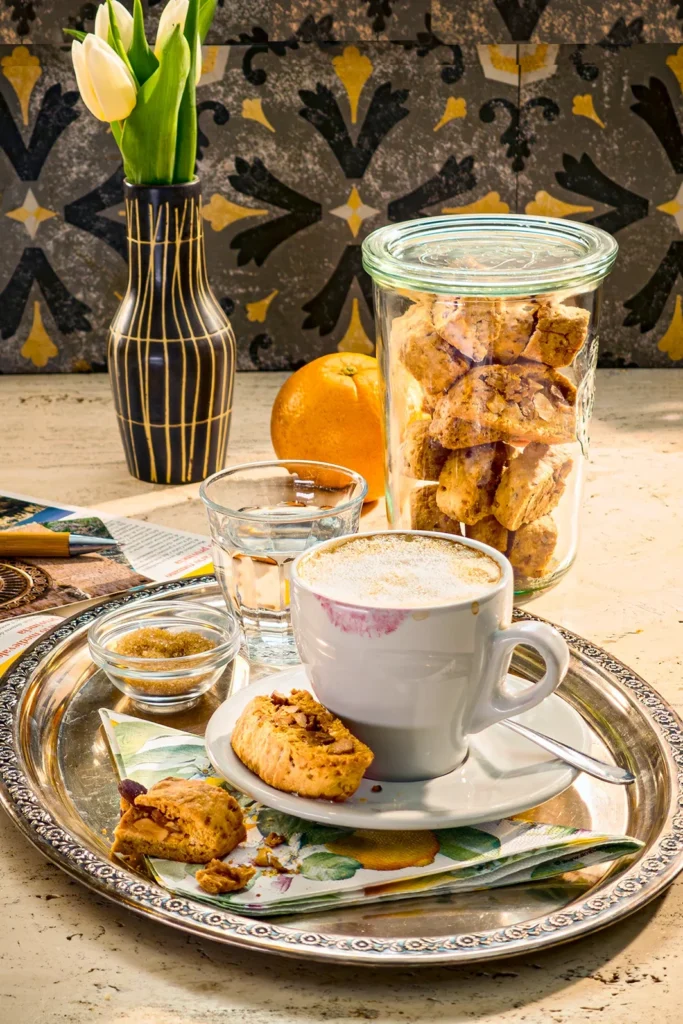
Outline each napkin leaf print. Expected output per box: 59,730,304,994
300,823,355,846
256,808,352,847
256,808,310,841
158,860,192,880
300,852,362,880
127,742,207,769
531,857,587,880
438,826,502,861
529,841,638,880
114,719,166,761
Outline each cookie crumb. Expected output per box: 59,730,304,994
196,859,255,894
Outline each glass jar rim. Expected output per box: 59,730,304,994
361,214,618,296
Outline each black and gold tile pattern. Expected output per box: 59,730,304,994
1,2,683,372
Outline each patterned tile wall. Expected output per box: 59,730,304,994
1,2,683,372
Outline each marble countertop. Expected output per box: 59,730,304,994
0,369,681,1023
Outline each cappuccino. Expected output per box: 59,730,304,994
298,533,501,607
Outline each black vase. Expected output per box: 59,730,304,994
108,179,236,484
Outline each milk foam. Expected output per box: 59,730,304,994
298,534,501,607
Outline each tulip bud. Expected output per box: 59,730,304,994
154,0,202,84
71,35,137,122
94,0,134,52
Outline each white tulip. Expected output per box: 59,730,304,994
72,35,137,122
154,0,202,84
94,1,134,52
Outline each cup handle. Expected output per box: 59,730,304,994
468,620,570,734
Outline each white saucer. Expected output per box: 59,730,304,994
205,667,590,830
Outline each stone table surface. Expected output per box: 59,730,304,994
0,369,681,1024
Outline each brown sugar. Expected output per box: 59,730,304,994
114,627,216,659
110,627,218,697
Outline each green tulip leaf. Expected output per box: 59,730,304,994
111,120,123,152
63,28,87,41
128,0,158,84
106,0,139,87
173,0,199,183
198,0,218,42
300,852,362,881
438,827,502,862
121,25,190,184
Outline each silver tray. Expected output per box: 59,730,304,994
1,578,682,966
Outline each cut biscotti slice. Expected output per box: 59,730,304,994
465,516,509,553
392,302,469,396
432,297,504,363
522,302,589,367
429,363,577,449
401,419,449,480
508,515,558,578
493,300,537,364
409,484,461,534
436,442,511,525
112,777,245,863
493,442,573,531
231,689,373,801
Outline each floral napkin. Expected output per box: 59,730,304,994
100,710,641,917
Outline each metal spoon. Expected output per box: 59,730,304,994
501,718,635,785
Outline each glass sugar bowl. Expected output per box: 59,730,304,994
88,599,241,712
362,215,618,596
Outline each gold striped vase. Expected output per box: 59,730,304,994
108,180,236,484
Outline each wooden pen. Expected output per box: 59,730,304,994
0,531,121,558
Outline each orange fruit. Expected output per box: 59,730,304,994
325,829,439,871
270,353,384,502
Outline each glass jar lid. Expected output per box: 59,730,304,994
362,214,618,296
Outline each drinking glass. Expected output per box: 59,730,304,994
200,460,367,665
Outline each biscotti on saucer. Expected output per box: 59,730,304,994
231,689,373,801
112,777,245,862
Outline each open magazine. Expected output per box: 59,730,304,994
0,490,213,674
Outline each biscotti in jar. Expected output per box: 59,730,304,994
362,215,618,595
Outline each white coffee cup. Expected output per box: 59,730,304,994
290,530,570,782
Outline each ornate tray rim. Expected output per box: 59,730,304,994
1,577,682,966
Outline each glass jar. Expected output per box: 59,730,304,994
362,215,618,596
